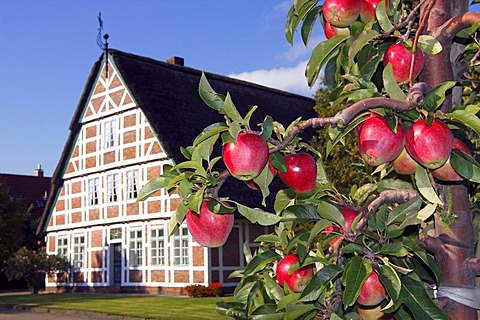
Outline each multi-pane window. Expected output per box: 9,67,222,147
57,237,68,258
103,119,116,149
126,170,139,200
73,236,85,269
173,226,189,266
129,229,143,267
150,228,165,266
88,178,99,206
106,173,119,203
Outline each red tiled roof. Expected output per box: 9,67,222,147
0,173,52,220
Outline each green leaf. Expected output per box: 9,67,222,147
193,122,229,146
387,196,422,225
216,301,247,319
198,72,225,112
270,152,287,173
376,0,393,31
379,264,402,302
274,189,296,214
236,203,282,226
284,5,298,45
285,303,316,320
243,251,280,276
400,275,449,319
422,81,456,112
353,183,377,204
414,167,442,205
170,160,203,171
348,29,379,67
342,257,372,307
282,204,321,223
417,35,443,55
383,63,407,100
299,264,344,301
450,149,480,182
306,35,347,87
168,202,188,236
224,93,243,123
448,109,480,135
316,201,344,229
251,304,285,320
380,243,409,257
260,116,274,141
276,292,300,311
137,176,172,201
250,163,276,206
301,5,321,46
187,188,205,213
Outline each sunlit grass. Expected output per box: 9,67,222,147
0,293,233,319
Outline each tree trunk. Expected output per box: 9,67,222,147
420,1,477,318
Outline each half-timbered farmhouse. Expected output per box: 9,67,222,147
37,49,316,294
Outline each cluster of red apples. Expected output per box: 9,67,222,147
276,209,389,318
357,113,470,181
323,0,425,84
186,132,317,248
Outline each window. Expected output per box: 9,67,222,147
73,236,85,269
103,119,116,149
57,236,68,258
151,228,165,266
106,173,119,203
126,170,139,200
88,178,99,206
129,229,143,267
173,226,189,266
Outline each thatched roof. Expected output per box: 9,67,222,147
38,49,317,233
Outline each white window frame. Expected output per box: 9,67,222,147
129,229,143,267
106,173,119,203
57,236,68,258
87,177,99,206
150,227,165,266
173,226,189,266
126,170,139,200
103,118,116,149
73,235,85,269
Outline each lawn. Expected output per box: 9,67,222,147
0,293,234,319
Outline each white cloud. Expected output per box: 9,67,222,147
228,60,317,97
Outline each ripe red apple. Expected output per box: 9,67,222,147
357,114,405,166
405,119,454,170
245,161,277,190
357,271,386,306
383,43,425,83
324,21,351,39
186,200,234,248
325,208,359,236
431,138,471,181
223,132,269,181
276,253,314,292
278,153,317,193
360,0,389,23
392,147,419,175
323,0,361,28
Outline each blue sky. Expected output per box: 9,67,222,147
0,0,323,177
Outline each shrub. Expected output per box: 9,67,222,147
184,282,222,297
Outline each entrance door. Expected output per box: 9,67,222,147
111,243,122,285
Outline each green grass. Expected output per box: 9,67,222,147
0,293,234,319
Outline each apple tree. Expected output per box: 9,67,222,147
139,0,480,318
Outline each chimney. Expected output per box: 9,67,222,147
34,164,44,177
166,56,184,66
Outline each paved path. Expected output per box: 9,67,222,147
0,306,141,320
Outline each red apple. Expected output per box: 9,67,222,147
383,43,425,83
278,153,317,193
357,271,386,306
323,0,361,28
276,253,314,292
357,114,405,166
325,208,359,236
223,132,269,181
360,0,389,23
186,200,234,248
324,21,351,39
245,160,277,190
392,147,419,175
405,119,454,169
431,138,471,181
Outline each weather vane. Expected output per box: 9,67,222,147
97,12,110,78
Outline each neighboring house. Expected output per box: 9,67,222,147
37,49,316,294
1,165,51,221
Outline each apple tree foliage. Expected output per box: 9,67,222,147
139,0,480,319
